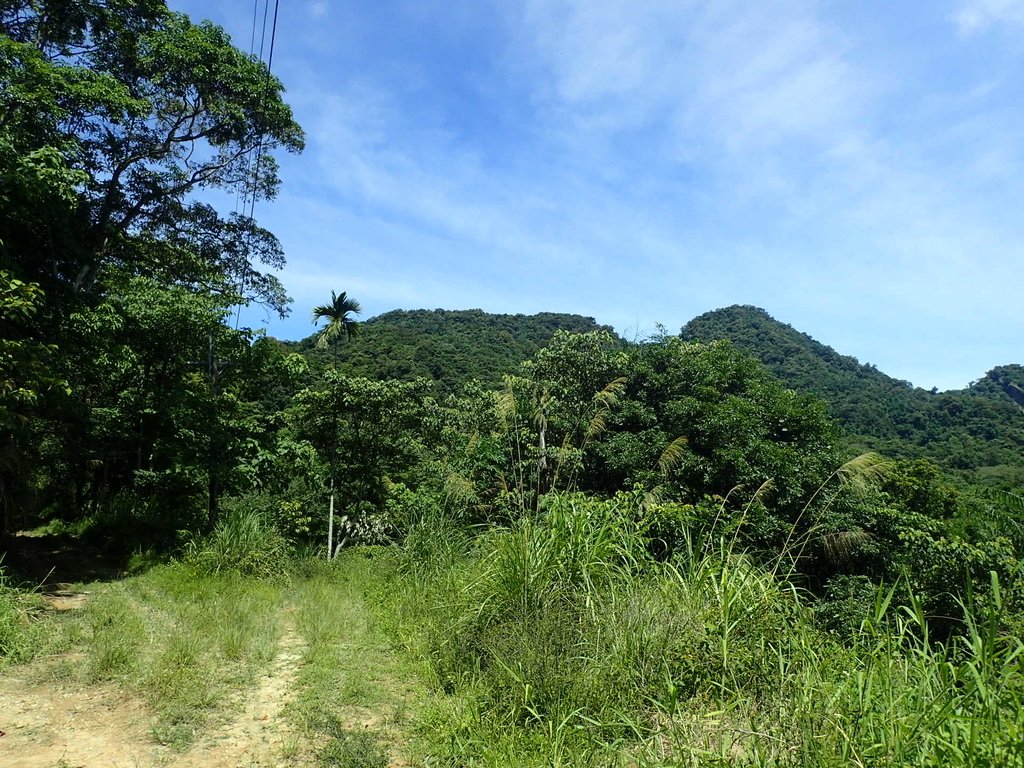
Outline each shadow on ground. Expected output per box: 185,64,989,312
1,531,126,587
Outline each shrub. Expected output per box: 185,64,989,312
185,506,290,578
0,561,39,664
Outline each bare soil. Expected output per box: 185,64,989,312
0,671,160,768
0,599,419,767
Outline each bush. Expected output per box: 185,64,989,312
0,561,40,664
389,495,1024,766
186,506,290,578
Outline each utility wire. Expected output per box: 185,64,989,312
246,0,281,221
234,0,265,217
234,0,282,331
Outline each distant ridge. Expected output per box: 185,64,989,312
285,303,1021,487
681,305,1024,487
291,308,617,394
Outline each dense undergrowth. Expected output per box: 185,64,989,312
378,491,1024,767
2,499,1023,766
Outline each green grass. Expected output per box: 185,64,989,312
185,505,292,578
15,562,285,750
6,498,1021,766
382,491,1024,767
286,551,422,767
0,559,47,665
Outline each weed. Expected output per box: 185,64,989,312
0,560,44,664
84,589,145,681
317,722,388,768
387,489,1024,766
186,506,291,578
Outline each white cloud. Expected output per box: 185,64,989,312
511,0,871,160
308,0,328,19
953,0,1024,33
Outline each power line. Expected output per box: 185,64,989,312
246,0,281,222
234,0,265,218
234,0,282,330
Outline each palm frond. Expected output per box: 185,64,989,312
311,290,362,347
989,488,1024,514
310,302,333,318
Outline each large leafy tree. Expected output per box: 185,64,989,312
0,0,304,538
598,336,839,547
1,0,303,309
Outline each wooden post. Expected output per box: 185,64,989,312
327,477,334,560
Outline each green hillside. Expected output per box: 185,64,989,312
681,305,1024,487
290,308,617,394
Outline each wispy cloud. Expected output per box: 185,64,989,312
953,0,1024,33
512,0,872,158
174,0,1024,389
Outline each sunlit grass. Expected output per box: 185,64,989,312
11,563,285,750
383,490,1024,767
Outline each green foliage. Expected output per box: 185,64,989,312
291,309,616,395
293,373,433,539
0,559,44,664
312,290,362,353
682,305,1024,488
606,336,839,534
0,0,305,537
316,720,389,768
185,505,291,578
384,493,1024,766
0,271,68,533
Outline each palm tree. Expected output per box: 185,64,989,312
311,290,361,558
312,290,362,368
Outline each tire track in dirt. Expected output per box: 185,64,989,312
170,619,306,768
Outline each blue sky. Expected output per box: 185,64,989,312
171,0,1023,391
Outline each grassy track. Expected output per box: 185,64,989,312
4,522,1023,767
0,552,424,767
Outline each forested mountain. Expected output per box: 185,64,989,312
4,3,1023,762
283,303,1023,487
681,305,1024,487
289,309,616,393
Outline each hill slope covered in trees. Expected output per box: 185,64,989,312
681,305,1024,487
289,309,617,394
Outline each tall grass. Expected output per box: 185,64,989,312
384,490,1024,767
0,558,45,664
185,505,291,578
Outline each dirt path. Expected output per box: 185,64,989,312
169,621,305,768
0,672,159,768
0,613,308,768
0,563,425,768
